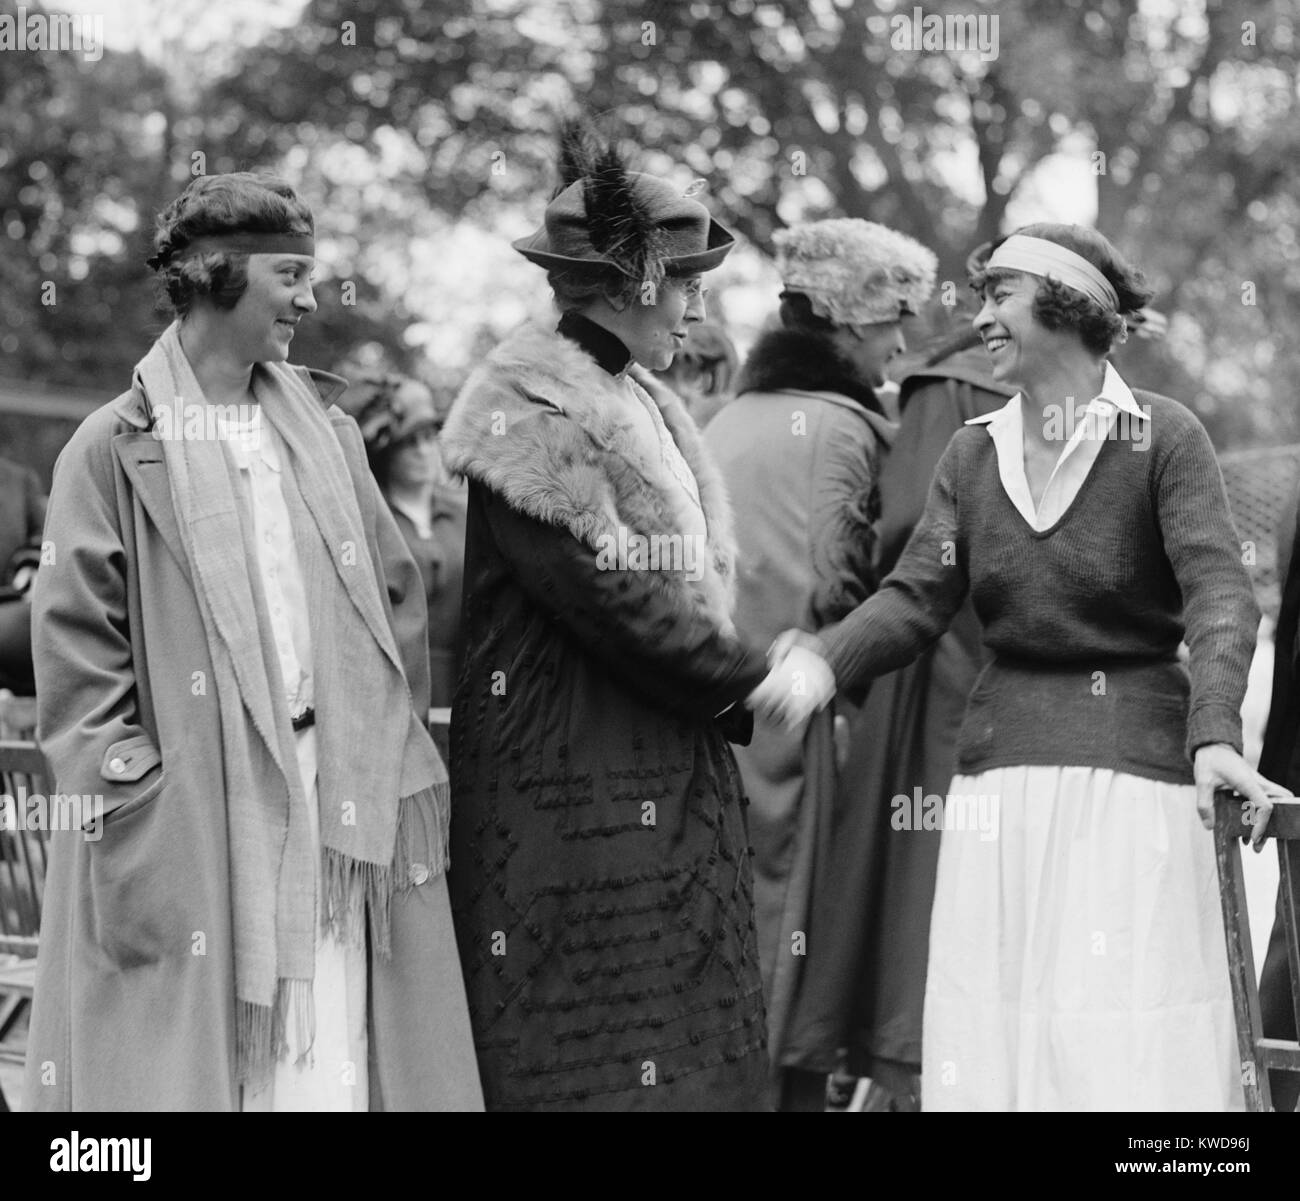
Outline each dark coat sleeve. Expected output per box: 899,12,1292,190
479,488,767,723
817,434,971,695
808,414,880,628
1260,478,1300,785
879,378,965,574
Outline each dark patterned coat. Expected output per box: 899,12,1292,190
440,322,770,1111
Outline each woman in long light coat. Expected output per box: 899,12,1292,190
26,173,481,1110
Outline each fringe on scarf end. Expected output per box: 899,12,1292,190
321,780,449,962
235,975,316,1089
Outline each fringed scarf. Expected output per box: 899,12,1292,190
136,322,450,1086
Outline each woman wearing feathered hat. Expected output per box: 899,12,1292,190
440,124,771,1110
702,218,936,1108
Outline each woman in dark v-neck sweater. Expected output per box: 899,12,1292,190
757,225,1277,1111
822,388,1253,783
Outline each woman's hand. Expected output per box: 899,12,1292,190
746,642,836,734
1192,742,1283,851
766,628,803,667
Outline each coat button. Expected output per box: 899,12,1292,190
109,757,126,774
408,863,430,886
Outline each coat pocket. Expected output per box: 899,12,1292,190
97,734,163,820
88,737,175,967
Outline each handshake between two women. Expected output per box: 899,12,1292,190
746,629,838,733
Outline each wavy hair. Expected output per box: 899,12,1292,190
968,223,1154,356
149,172,314,318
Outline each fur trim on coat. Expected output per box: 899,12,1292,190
441,322,740,627
735,326,885,414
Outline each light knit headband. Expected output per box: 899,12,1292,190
984,234,1120,312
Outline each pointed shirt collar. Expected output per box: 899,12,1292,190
964,360,1145,428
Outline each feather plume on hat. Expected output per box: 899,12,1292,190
774,218,938,326
554,120,667,287
512,119,735,282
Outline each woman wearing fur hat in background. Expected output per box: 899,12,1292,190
440,125,771,1110
753,223,1283,1110
702,219,936,1109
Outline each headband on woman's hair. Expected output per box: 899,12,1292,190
984,234,1120,312
147,230,316,271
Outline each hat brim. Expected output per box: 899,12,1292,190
512,219,736,276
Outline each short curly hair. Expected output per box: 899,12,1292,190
149,172,314,318
547,266,639,313
967,223,1153,356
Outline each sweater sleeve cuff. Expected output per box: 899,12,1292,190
775,628,832,662
815,620,858,682
1185,701,1244,760
806,622,874,707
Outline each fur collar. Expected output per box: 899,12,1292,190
441,322,740,627
736,326,885,413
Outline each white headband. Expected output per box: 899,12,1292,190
984,234,1120,312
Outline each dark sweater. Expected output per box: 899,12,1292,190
819,390,1260,785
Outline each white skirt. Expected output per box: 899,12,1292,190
921,765,1243,1111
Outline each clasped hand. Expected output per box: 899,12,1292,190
745,629,836,733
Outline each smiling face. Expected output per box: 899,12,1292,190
600,275,707,371
972,269,1066,387
225,252,318,364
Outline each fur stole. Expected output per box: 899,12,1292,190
735,326,885,413
441,322,740,628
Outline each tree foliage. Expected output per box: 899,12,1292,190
3,0,1297,447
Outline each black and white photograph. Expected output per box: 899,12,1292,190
0,0,1297,1174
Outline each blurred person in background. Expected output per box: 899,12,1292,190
0,456,45,734
442,122,772,1110
654,319,740,427
348,373,467,708
26,171,481,1111
703,218,936,1110
1257,475,1300,1113
785,318,1013,1112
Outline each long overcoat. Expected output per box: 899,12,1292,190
702,330,896,1065
25,364,481,1111
440,322,771,1111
